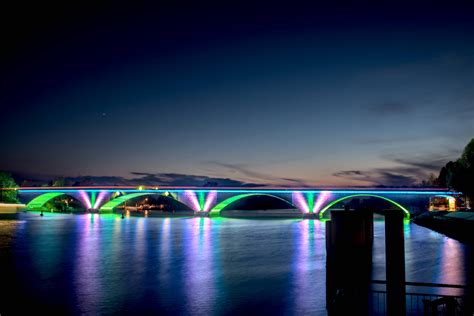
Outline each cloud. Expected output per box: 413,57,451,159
388,157,450,173
371,170,419,186
128,172,263,187
14,171,265,187
206,162,273,180
333,170,363,177
357,136,424,145
129,172,156,176
333,169,419,186
280,178,309,186
367,102,414,116
206,161,309,186
333,153,454,186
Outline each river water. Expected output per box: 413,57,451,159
0,213,472,315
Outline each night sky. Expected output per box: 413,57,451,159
1,3,473,186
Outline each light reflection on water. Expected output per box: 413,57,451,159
439,238,466,286
158,217,172,286
291,220,326,314
75,214,101,313
183,217,218,315
0,213,472,314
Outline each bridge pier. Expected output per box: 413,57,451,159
194,211,210,217
302,213,319,219
98,208,114,214
326,209,406,315
385,211,406,316
326,210,373,315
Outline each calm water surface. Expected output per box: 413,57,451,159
0,213,472,315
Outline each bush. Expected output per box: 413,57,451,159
0,172,19,203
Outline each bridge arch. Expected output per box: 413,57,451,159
98,192,190,213
209,193,298,217
26,192,87,212
318,194,410,219
430,194,457,211
434,195,455,199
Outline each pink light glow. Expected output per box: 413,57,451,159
313,191,332,214
292,192,310,213
203,191,217,212
93,191,108,209
77,190,92,209
183,190,201,211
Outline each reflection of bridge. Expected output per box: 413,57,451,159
19,186,460,219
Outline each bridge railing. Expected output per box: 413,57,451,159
369,280,470,315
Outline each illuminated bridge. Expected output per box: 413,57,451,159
18,186,460,219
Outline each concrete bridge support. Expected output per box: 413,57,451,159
326,210,373,315
326,209,406,315
385,211,406,316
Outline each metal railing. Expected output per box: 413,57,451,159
370,280,470,315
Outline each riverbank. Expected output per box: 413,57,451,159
413,211,474,244
0,203,25,213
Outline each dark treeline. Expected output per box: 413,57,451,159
437,139,474,202
0,171,18,203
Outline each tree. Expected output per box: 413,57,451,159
460,138,474,168
458,139,474,200
438,139,474,202
0,172,19,203
52,177,65,187
421,173,439,187
438,165,448,187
